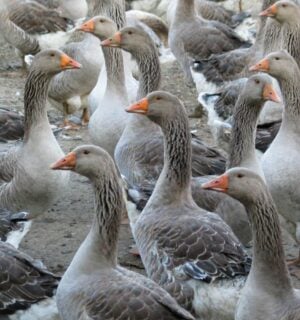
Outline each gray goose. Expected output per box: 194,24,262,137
101,26,226,206
203,168,300,320
191,74,280,245
80,17,129,157
51,145,194,320
250,50,300,275
47,31,102,128
126,91,250,319
168,0,250,86
0,241,60,316
0,49,80,219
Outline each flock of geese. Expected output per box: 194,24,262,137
0,0,300,319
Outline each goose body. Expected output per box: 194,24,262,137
168,0,250,86
126,91,250,318
51,145,194,320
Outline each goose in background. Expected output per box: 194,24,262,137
168,0,250,87
47,31,102,128
0,49,80,220
126,91,251,319
203,167,300,320
79,12,129,156
51,145,195,320
0,241,60,319
250,50,300,276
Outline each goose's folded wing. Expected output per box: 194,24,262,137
0,242,60,314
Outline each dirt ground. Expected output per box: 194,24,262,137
0,31,300,291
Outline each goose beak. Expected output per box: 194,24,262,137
259,4,277,17
263,83,281,103
50,152,77,170
101,32,122,47
249,58,270,72
201,174,229,193
78,18,95,33
126,98,149,114
60,54,81,70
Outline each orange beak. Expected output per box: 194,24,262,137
126,98,149,114
263,83,281,103
201,174,229,193
101,32,122,47
78,18,95,33
60,53,81,70
50,152,77,170
259,4,277,17
249,58,270,72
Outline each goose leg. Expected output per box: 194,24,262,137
81,107,90,126
61,103,80,130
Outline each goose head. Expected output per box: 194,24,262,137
31,49,81,75
243,74,281,104
249,50,298,80
78,15,117,40
126,90,183,124
259,0,300,24
202,167,267,205
101,26,153,53
51,145,112,180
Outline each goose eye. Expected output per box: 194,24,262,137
83,150,90,155
282,3,287,7
128,30,133,35
255,79,260,84
275,57,280,60
237,174,244,178
156,97,162,101
99,19,104,23
50,53,55,57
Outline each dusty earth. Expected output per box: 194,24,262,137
0,14,300,308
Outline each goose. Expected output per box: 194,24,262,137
101,27,226,203
126,91,251,318
0,241,60,318
168,0,250,86
50,145,195,320
202,167,300,320
47,31,102,128
260,0,300,67
190,73,280,246
250,50,300,274
0,49,80,219
79,14,129,156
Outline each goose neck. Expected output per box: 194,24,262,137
246,193,293,293
134,45,161,100
279,72,300,125
227,98,260,170
174,0,196,23
88,0,126,29
24,70,52,141
103,47,126,96
89,170,125,266
0,13,40,55
152,112,192,202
